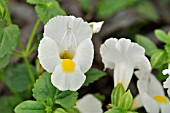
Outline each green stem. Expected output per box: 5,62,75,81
23,56,35,84
26,18,41,52
18,39,35,84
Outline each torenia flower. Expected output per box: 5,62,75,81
89,21,104,34
137,71,170,113
100,38,151,90
162,64,170,97
76,94,103,113
38,16,94,91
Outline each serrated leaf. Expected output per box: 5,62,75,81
2,64,35,93
0,96,22,113
151,50,167,68
111,83,125,106
155,29,170,44
14,100,46,113
84,68,106,86
165,44,170,53
35,1,66,24
26,0,54,5
136,34,157,56
33,72,56,103
135,1,159,21
0,24,20,58
55,91,78,108
105,107,125,113
118,90,133,111
0,53,10,69
97,0,138,19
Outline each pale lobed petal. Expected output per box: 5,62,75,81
74,38,94,73
148,75,165,97
162,69,170,75
44,16,92,47
38,37,60,73
137,79,148,95
163,76,170,97
131,94,143,110
76,94,103,113
51,63,86,91
161,100,170,113
89,21,104,34
142,93,160,113
100,38,151,90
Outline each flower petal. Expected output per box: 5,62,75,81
148,75,165,97
161,102,170,113
131,94,143,110
44,16,92,47
89,21,104,34
74,38,94,73
76,94,103,113
38,37,60,73
142,93,160,113
51,63,86,91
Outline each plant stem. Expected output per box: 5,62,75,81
26,18,41,52
18,39,35,84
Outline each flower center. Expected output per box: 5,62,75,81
61,59,75,72
60,51,73,59
153,96,168,104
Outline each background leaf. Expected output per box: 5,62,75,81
14,100,46,113
155,29,170,44
136,34,158,56
0,96,22,113
83,68,106,86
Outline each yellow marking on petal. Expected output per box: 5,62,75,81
153,96,168,104
62,59,75,72
60,51,73,59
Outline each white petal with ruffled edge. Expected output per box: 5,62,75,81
100,38,151,90
44,16,92,46
51,64,86,91
38,37,60,73
74,38,94,73
76,94,103,113
163,77,170,97
89,21,104,34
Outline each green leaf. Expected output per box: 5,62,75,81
0,0,6,19
65,108,80,113
14,100,46,113
135,1,159,21
155,29,170,44
84,68,106,86
97,0,138,19
136,34,158,56
0,24,20,58
55,91,78,108
0,53,10,69
54,108,67,113
33,72,56,103
35,1,66,24
111,83,125,106
151,50,167,68
2,64,35,93
165,44,170,53
26,0,54,4
0,96,22,113
105,107,125,113
118,90,133,111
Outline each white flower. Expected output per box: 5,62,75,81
38,16,94,91
89,21,104,34
137,71,170,113
162,64,170,97
76,94,103,113
100,38,151,90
